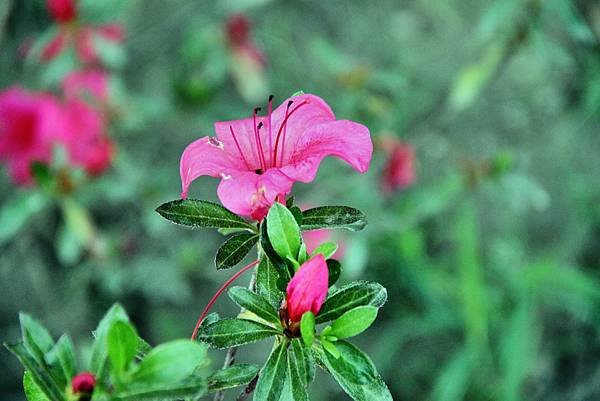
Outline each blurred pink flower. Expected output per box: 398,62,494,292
180,93,372,220
286,254,329,322
61,99,113,176
0,87,64,185
0,86,113,185
226,14,266,66
379,137,415,192
303,229,345,259
41,24,125,65
46,0,77,24
62,69,109,103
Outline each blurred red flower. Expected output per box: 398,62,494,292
379,136,416,193
46,0,77,24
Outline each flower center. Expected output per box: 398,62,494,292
228,95,310,173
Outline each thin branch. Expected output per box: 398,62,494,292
236,375,259,401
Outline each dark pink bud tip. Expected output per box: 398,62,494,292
71,372,96,394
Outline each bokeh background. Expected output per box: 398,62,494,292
2,0,600,400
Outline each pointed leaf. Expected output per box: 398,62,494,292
215,233,258,269
260,220,292,289
45,334,76,382
301,206,366,231
266,203,301,260
23,371,51,401
300,312,315,348
331,306,378,339
287,339,309,401
228,287,280,324
254,341,288,401
156,199,255,231
108,321,138,375
207,364,259,392
130,340,206,385
311,242,338,259
5,342,64,401
196,318,280,349
113,376,207,401
256,258,284,308
89,304,130,378
316,281,387,324
20,313,54,362
317,340,392,401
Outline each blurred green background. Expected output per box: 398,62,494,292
2,0,600,400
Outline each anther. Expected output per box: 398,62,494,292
257,122,263,130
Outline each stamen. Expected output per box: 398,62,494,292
273,99,310,167
253,107,267,172
268,95,274,167
229,126,251,170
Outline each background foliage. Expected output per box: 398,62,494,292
2,0,600,400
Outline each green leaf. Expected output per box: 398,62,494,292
5,342,64,401
215,233,258,269
290,205,303,225
108,321,139,375
19,313,55,363
300,312,316,347
287,339,309,401
256,258,284,308
113,376,207,401
331,306,378,339
290,338,314,385
156,199,255,231
317,341,392,401
301,206,367,231
89,303,130,378
228,287,280,324
0,191,48,245
45,334,76,382
310,242,338,259
130,340,206,385
286,196,295,208
207,364,259,392
197,318,280,349
316,281,387,324
23,371,51,401
326,259,342,287
321,340,341,359
266,203,302,260
260,220,292,289
254,341,288,401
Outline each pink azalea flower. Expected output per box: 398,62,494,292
71,371,96,394
40,10,125,66
379,136,415,192
46,0,77,24
180,93,372,219
286,254,329,322
61,99,113,176
0,87,64,185
62,69,109,103
226,14,266,66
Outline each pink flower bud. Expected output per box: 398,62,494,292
226,14,251,47
286,255,329,322
380,137,415,192
46,0,77,24
71,371,95,394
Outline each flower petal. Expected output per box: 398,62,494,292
213,93,335,169
179,136,244,198
216,169,294,219
286,254,329,322
281,120,372,183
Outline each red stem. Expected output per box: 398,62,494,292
190,259,260,340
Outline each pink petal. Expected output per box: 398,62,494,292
75,28,98,64
216,169,293,219
97,24,125,42
41,32,67,61
62,69,108,103
280,120,372,183
179,136,245,198
213,94,335,169
286,254,329,322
